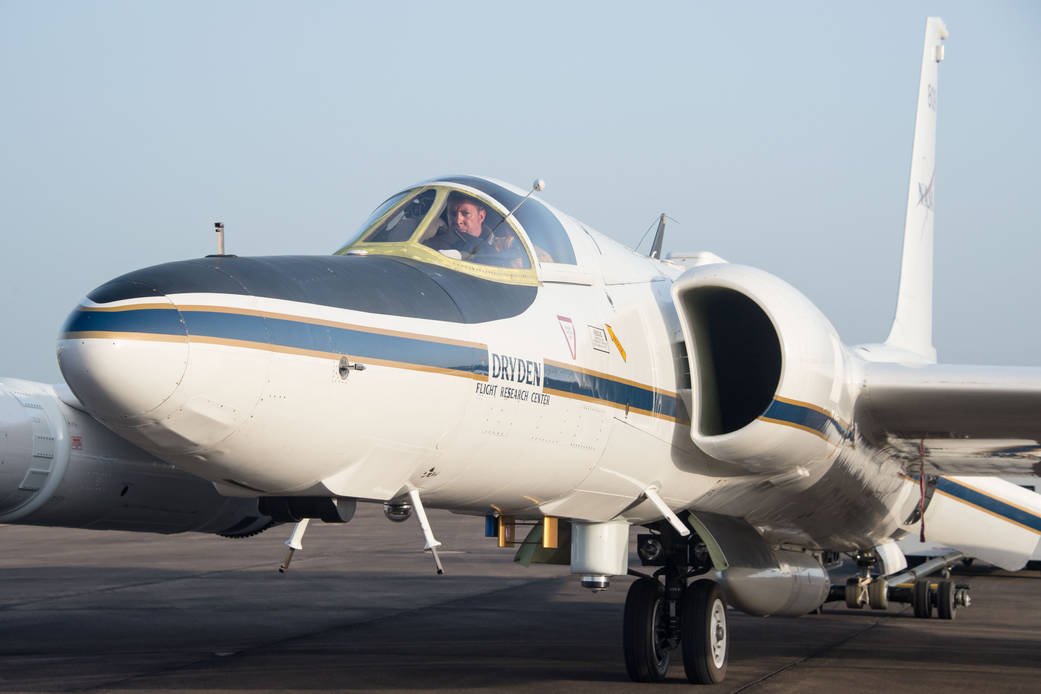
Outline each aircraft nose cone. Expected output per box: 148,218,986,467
57,293,189,423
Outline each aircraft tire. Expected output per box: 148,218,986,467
844,577,863,609
912,579,932,618
868,578,888,610
681,580,729,684
623,577,671,682
937,579,957,620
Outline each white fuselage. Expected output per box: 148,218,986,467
56,230,921,553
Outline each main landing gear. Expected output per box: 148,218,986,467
624,521,726,683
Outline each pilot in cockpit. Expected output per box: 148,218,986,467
425,192,487,253
424,192,527,268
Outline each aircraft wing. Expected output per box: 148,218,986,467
857,363,1041,476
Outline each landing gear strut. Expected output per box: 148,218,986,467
624,518,726,684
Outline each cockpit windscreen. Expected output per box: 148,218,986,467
336,186,533,274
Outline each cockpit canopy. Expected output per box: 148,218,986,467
335,176,576,285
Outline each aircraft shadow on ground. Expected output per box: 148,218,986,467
1,569,1038,691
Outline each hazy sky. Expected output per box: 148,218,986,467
2,1,1039,383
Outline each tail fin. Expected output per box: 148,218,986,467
884,17,948,363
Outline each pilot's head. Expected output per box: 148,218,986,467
447,192,486,238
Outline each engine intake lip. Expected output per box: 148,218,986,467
0,383,71,523
678,286,781,437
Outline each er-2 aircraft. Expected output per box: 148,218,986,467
2,17,1040,684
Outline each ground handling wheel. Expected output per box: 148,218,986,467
937,579,957,620
844,577,864,609
623,577,671,681
680,580,729,684
868,578,888,610
912,579,933,618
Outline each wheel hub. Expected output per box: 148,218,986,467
710,599,727,668
652,596,670,663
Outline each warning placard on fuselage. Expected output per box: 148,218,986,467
475,352,550,406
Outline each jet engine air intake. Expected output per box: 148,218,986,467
677,287,780,436
672,265,850,475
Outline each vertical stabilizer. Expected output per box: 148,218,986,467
884,17,948,362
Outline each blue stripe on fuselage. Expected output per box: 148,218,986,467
543,362,678,420
63,307,186,336
936,477,1041,534
63,305,685,421
64,306,489,379
760,398,847,441
186,310,487,376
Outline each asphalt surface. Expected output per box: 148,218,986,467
2,504,1039,693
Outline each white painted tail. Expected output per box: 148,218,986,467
884,17,948,363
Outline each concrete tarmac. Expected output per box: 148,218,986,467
2,504,1039,693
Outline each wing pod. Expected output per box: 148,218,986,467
0,378,272,536
671,264,850,474
690,511,830,616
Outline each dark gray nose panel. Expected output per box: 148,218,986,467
87,255,536,323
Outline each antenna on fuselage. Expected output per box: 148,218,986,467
215,222,226,255
488,178,546,238
207,221,237,258
634,212,677,259
649,213,666,259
